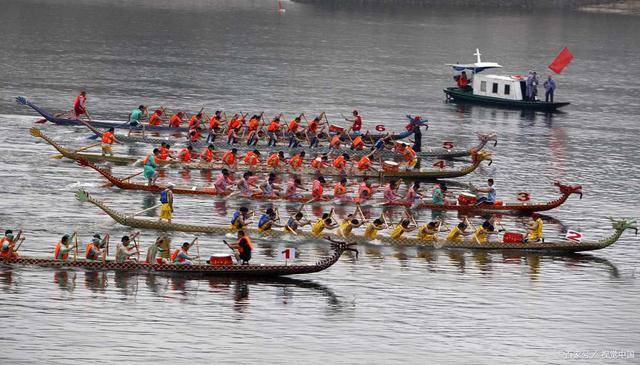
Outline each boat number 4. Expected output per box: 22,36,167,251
517,192,530,202
433,160,445,169
443,141,454,149
565,230,583,243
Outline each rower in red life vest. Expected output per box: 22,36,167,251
287,115,303,148
101,127,119,156
227,114,244,144
213,169,233,195
228,230,253,264
148,107,166,126
332,153,350,171
158,142,173,161
85,233,106,261
344,110,363,136
169,112,187,128
188,112,203,129
351,135,366,150
73,90,87,118
171,240,197,265
311,176,326,201
333,177,348,201
267,116,281,147
267,151,285,169
209,110,224,131
356,152,375,172
54,233,76,261
1,230,23,260
178,145,194,163
457,71,471,90
305,115,324,148
199,144,216,163
188,127,203,143
222,148,238,169
243,149,261,167
288,151,305,171
246,114,262,146
310,155,329,170
357,178,378,202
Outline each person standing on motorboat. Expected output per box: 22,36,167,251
544,76,556,103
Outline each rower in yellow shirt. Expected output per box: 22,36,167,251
336,215,363,239
524,214,544,243
417,221,440,241
472,220,498,244
311,211,338,237
446,221,472,242
364,218,388,240
390,218,417,240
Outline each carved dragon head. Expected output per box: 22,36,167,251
608,218,638,235
554,181,583,199
471,149,493,166
477,132,498,147
326,237,359,258
29,127,43,138
75,189,91,203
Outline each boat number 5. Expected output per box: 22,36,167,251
517,192,530,202
443,141,454,149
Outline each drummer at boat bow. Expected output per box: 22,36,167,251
159,183,174,223
344,110,363,136
470,179,496,206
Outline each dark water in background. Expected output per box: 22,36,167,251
0,0,639,363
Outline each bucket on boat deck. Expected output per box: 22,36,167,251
457,193,477,206
382,160,400,172
329,124,344,134
209,255,234,266
503,232,524,243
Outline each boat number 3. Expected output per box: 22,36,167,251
517,192,530,202
443,141,454,149
433,160,445,169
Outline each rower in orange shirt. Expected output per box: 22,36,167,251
305,115,324,148
400,143,418,169
266,151,285,169
178,145,194,163
158,142,174,161
333,177,348,201
288,151,305,171
311,176,326,201
243,149,261,167
310,155,329,170
188,127,203,143
101,127,119,156
199,144,216,163
329,132,344,152
246,114,262,146
169,112,187,128
149,108,166,126
332,153,350,171
267,115,281,147
356,152,375,172
188,112,203,129
287,115,303,148
222,148,239,169
209,110,224,132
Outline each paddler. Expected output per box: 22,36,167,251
199,144,216,163
329,132,345,152
446,220,472,242
73,90,87,118
356,152,375,172
143,148,161,186
310,154,329,171
311,176,326,201
305,116,324,148
350,135,366,150
115,234,139,263
257,208,281,232
228,230,253,265
246,114,262,146
149,107,166,126
472,220,498,244
335,214,363,239
214,168,233,194
357,178,378,202
128,105,147,127
187,126,203,143
171,240,197,265
178,145,194,163
404,181,424,208
1,230,23,260
85,233,107,262
390,218,417,240
267,115,281,147
226,114,243,144
54,233,76,261
372,134,393,157
159,142,174,161
284,176,307,199
332,153,349,172
243,149,261,168
333,177,348,201
222,148,239,169
344,110,363,136
101,127,119,156
383,179,401,203
285,212,310,235
524,214,544,243
236,171,258,196
259,172,280,198
311,211,338,236
188,112,203,130
287,115,303,148
146,236,170,264
417,221,441,241
209,110,224,133
288,151,305,171
267,151,286,170
169,111,187,128
230,207,252,232
159,183,175,223
364,218,388,240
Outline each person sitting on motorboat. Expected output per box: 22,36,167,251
456,71,471,91
471,179,496,206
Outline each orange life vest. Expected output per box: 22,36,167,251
333,183,347,197
222,151,236,166
229,118,242,131
244,151,260,166
54,241,69,261
209,116,220,130
310,157,325,169
101,131,115,144
333,155,347,169
0,237,15,258
169,114,183,128
330,136,341,147
248,118,260,132
236,236,253,254
352,136,363,149
85,242,99,260
178,148,191,163
288,119,299,133
159,146,170,161
402,146,417,162
200,148,214,163
289,154,303,169
149,112,162,126
308,120,318,133
312,180,324,199
268,120,280,132
357,156,372,170
188,115,201,128
171,247,188,263
267,153,280,168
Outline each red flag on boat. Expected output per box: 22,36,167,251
548,47,574,74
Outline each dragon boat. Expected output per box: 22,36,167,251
77,158,579,215
80,118,498,160
17,97,191,133
30,128,137,165
1,240,356,277
385,181,582,214
75,190,637,253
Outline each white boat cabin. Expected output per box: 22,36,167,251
472,74,525,101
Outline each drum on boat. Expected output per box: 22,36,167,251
209,255,234,266
503,232,524,243
329,124,345,134
457,192,477,205
382,160,400,172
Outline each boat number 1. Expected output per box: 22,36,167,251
433,160,445,169
517,192,530,202
443,141,454,149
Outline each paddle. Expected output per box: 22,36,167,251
101,171,143,188
50,142,102,159
132,204,162,217
73,231,78,262
222,240,240,264
102,233,110,263
404,206,418,228
13,231,25,252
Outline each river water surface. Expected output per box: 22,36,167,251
0,0,639,364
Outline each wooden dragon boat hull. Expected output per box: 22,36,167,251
80,119,498,160
17,97,191,133
75,190,637,253
1,241,354,277
30,128,137,165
